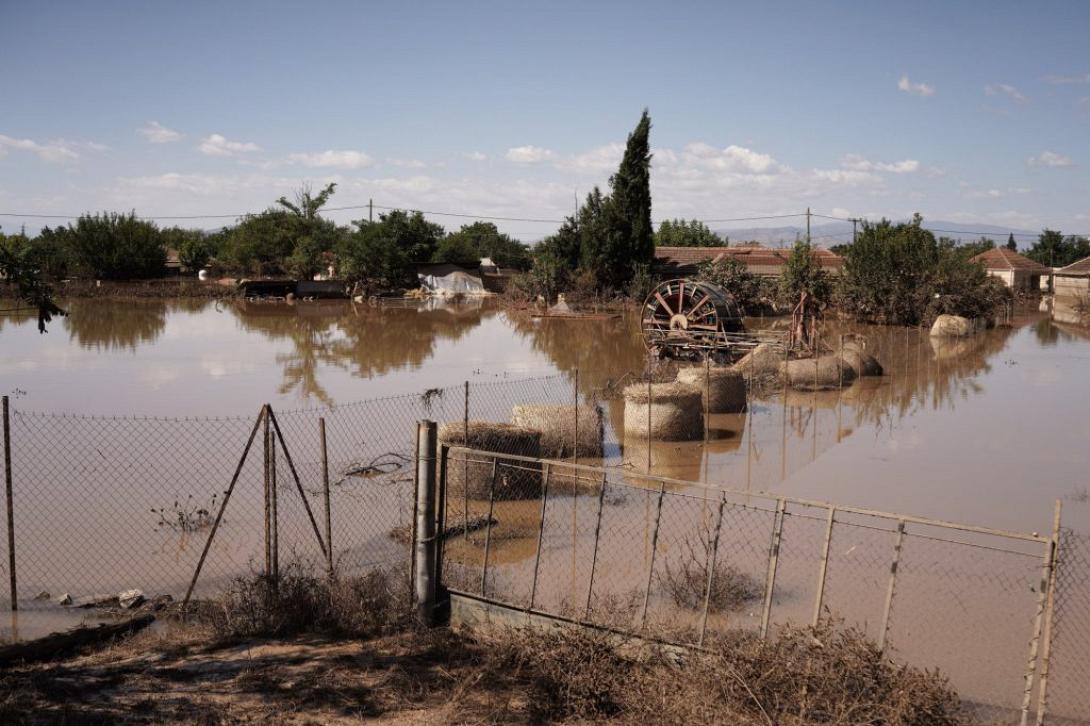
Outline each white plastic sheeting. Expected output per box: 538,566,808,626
416,264,488,296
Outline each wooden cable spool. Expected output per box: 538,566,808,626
641,279,744,359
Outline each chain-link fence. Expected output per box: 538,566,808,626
436,445,1087,723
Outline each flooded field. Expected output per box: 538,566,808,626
3,297,1088,536
2,297,1090,718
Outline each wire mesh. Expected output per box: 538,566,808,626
1041,528,1090,722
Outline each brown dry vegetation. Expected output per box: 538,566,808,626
0,569,978,725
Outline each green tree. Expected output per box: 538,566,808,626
696,255,765,311
433,222,530,269
0,227,65,332
581,110,654,290
160,227,219,273
781,241,832,306
654,219,726,247
1026,229,1090,268
957,237,995,261
336,210,445,291
65,212,166,280
219,209,298,275
1006,233,1017,251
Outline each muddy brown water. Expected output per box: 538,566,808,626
2,298,1089,718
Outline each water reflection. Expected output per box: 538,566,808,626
63,299,169,351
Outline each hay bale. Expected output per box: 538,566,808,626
676,366,748,413
837,342,883,377
623,382,703,441
511,404,604,458
783,355,857,391
929,314,982,338
438,421,542,500
732,343,784,383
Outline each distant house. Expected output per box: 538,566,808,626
968,247,1052,291
1053,256,1090,297
653,244,845,279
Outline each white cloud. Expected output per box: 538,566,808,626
1043,73,1090,85
1027,151,1074,168
811,169,882,186
963,188,1004,200
198,133,261,157
286,149,374,169
984,83,1028,104
389,158,427,169
681,143,781,174
898,75,934,97
505,145,555,163
840,154,919,174
0,133,96,163
555,142,625,173
466,151,488,162
138,121,182,143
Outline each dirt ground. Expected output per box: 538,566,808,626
0,625,532,724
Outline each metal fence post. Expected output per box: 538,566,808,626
646,374,652,474
269,410,279,583
573,368,579,463
527,463,552,611
760,498,787,639
583,471,607,619
414,420,438,626
2,396,17,612
463,381,470,539
263,406,271,577
1034,505,1063,726
638,480,667,630
698,495,727,646
877,520,906,654
480,460,499,597
1022,500,1062,726
319,417,333,578
812,506,836,627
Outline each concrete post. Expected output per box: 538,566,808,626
414,420,438,625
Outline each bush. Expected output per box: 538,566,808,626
696,255,767,312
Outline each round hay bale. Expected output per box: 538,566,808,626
838,345,883,377
783,355,857,391
676,366,748,413
732,343,784,383
622,382,703,441
438,421,542,500
622,438,702,483
929,314,981,338
511,404,604,458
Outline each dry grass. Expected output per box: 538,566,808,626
661,535,761,613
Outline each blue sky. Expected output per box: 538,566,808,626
1,0,1088,240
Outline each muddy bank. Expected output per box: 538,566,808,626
1,278,239,300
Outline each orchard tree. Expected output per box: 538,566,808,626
655,219,726,247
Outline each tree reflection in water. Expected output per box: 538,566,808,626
63,299,172,351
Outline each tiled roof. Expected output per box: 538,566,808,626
1057,255,1090,276
969,247,1052,274
654,245,844,276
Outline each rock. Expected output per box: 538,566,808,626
783,356,857,391
929,314,983,338
33,591,51,601
118,589,145,609
56,593,72,606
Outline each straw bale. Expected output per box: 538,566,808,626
438,421,542,500
783,355,857,391
732,343,784,383
929,314,982,338
622,382,703,441
511,404,604,458
676,366,747,413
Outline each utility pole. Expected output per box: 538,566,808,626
368,198,373,224
806,207,811,244
852,217,858,245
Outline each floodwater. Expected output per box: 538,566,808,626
3,297,1087,537
2,298,1089,717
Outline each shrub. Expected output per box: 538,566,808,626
66,212,167,280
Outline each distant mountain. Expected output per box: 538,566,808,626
715,220,1040,250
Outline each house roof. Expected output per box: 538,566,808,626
1056,255,1090,277
969,247,1052,274
654,245,844,276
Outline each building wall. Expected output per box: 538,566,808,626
1055,275,1090,296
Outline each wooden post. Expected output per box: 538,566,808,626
413,421,438,625
812,506,836,627
1021,500,1062,726
2,397,17,612
877,520,906,654
319,418,333,578
760,498,787,638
